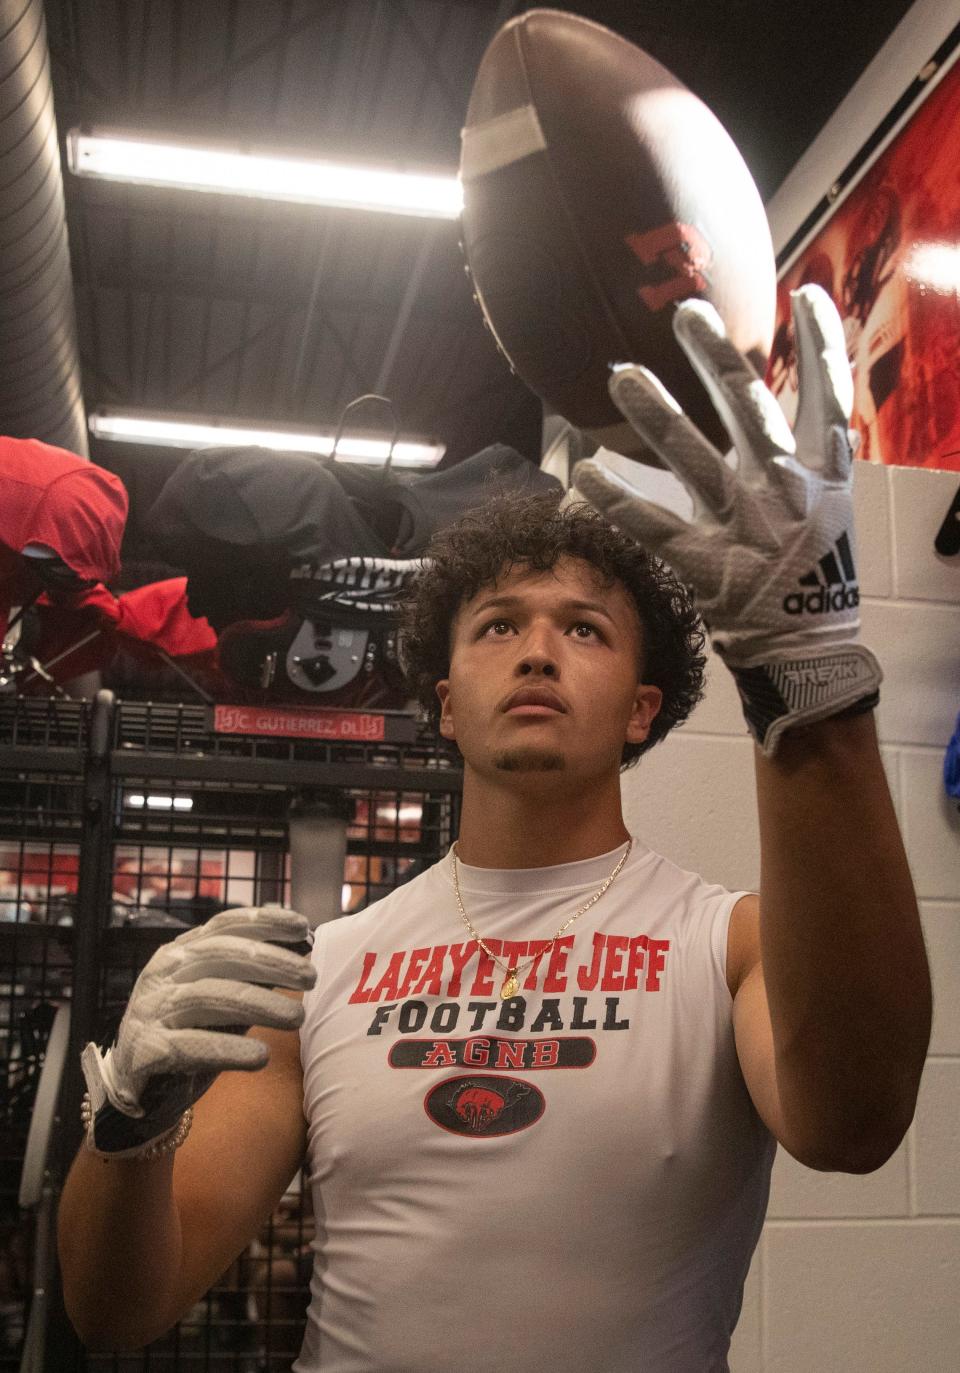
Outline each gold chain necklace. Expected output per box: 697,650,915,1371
451,838,633,1000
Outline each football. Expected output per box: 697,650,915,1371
459,8,777,465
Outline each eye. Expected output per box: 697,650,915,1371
570,621,603,640
479,619,514,638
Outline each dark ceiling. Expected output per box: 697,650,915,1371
42,0,919,566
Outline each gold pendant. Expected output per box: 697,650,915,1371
501,968,519,1000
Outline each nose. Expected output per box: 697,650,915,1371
519,656,557,677
516,625,559,678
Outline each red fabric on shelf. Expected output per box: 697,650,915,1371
0,436,128,636
72,578,218,656
21,579,220,690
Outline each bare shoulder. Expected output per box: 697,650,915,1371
725,892,761,1000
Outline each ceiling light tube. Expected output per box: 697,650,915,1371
125,793,193,810
88,410,446,468
67,129,463,220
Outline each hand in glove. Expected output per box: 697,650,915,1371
81,905,316,1158
574,284,881,756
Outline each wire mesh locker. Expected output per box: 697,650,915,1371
0,694,462,1372
0,699,90,1373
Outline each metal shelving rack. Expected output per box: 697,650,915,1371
0,692,462,1371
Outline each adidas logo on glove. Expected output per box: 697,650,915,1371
783,531,859,615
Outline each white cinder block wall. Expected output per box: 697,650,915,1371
620,460,960,1371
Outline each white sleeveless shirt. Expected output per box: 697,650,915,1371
294,838,776,1372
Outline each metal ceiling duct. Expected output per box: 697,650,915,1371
0,0,87,457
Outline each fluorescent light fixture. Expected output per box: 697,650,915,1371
125,793,193,810
67,129,463,220
89,410,445,468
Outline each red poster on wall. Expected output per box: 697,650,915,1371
769,55,960,471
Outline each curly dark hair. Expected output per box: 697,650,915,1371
400,489,706,766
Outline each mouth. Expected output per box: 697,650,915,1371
501,688,567,715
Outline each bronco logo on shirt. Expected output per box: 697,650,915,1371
425,1074,545,1136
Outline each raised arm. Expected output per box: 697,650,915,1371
575,284,931,1169
752,707,929,1168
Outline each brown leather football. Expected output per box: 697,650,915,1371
459,8,777,466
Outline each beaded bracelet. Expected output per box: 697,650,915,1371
81,1092,194,1160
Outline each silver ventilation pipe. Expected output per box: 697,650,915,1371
0,0,87,456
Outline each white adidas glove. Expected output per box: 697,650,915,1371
81,905,316,1158
574,284,881,756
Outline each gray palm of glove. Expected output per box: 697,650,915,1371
574,284,881,755
81,904,316,1157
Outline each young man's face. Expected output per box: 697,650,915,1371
435,556,662,784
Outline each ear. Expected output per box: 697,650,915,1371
625,683,663,744
435,679,456,740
